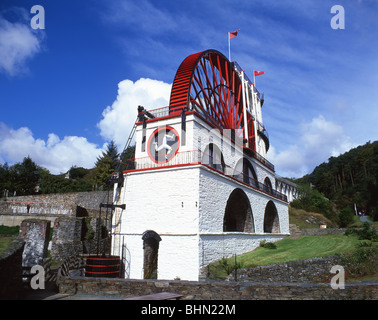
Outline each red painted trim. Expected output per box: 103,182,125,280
124,162,201,174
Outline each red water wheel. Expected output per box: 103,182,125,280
169,49,255,149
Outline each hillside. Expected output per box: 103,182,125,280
289,206,336,229
295,141,378,221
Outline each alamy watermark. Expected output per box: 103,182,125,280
330,265,345,289
30,5,45,30
30,265,45,290
330,5,345,30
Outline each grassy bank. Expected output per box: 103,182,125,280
0,225,20,255
208,233,377,279
0,237,14,255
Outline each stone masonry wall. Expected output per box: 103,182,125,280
228,256,344,283
0,191,114,227
2,191,113,218
58,275,377,300
19,219,50,268
50,217,83,261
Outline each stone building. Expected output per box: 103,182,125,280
111,50,290,281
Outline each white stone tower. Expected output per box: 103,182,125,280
111,50,289,281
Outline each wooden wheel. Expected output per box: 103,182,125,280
169,49,255,149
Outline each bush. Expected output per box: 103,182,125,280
259,240,277,249
344,227,357,236
217,257,243,275
340,244,377,279
358,222,376,241
338,207,355,227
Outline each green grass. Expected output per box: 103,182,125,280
0,225,19,235
238,234,364,266
208,233,377,279
0,237,14,255
0,226,20,255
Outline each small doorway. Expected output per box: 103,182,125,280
142,230,161,279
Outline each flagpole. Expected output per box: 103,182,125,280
228,32,231,61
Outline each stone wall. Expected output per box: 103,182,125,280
227,256,344,283
58,275,377,300
50,217,83,261
0,237,25,299
0,191,114,227
50,217,111,261
301,228,346,236
0,201,76,216
19,219,50,268
5,191,113,211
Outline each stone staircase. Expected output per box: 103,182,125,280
289,224,302,239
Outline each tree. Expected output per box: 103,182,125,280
9,156,40,195
0,163,12,198
295,141,378,222
338,207,354,227
68,166,88,180
93,155,114,189
119,144,136,171
96,140,119,170
93,141,123,189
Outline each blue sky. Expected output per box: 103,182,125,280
0,0,377,177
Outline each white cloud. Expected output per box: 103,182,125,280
268,115,355,178
0,13,44,76
0,123,104,174
97,78,172,149
0,78,171,174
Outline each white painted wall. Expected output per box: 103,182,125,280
112,112,290,281
112,166,201,281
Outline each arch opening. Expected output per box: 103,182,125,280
234,157,258,188
223,188,254,233
142,230,161,279
263,201,280,233
202,143,225,173
263,177,273,194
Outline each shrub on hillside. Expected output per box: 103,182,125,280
259,240,277,249
338,207,355,227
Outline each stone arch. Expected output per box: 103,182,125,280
263,201,280,233
234,157,258,187
263,177,273,194
142,230,161,279
202,143,225,172
223,188,255,232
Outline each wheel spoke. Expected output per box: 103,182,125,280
169,49,253,148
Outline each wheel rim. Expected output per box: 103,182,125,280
169,50,250,143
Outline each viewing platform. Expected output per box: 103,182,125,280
123,149,287,202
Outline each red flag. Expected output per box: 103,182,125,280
254,70,265,76
229,29,240,39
